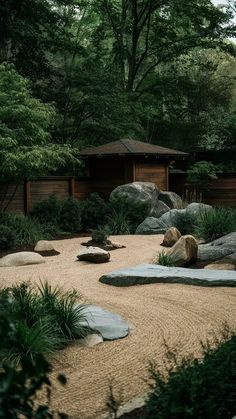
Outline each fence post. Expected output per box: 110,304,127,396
24,179,31,215
69,177,75,197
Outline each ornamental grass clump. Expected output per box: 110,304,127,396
0,281,90,365
194,207,236,242
157,251,175,267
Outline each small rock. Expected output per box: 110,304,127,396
158,191,182,209
0,252,45,267
34,240,55,252
77,333,103,347
77,247,110,263
162,227,181,247
204,263,235,271
167,235,198,266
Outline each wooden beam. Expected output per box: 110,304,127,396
24,179,31,214
69,178,75,197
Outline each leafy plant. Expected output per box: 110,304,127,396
157,251,175,267
91,225,110,243
0,290,67,418
38,281,90,340
145,329,236,419
80,193,109,230
194,207,236,242
0,212,46,246
108,196,150,234
0,225,16,250
31,195,62,225
59,197,82,233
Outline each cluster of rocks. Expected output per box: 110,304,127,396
161,228,198,267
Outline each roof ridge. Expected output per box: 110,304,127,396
120,138,132,153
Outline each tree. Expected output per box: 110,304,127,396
0,63,77,209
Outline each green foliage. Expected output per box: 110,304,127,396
194,207,236,242
157,251,176,267
186,161,218,190
0,281,89,364
0,212,46,246
108,196,150,234
60,197,82,233
38,281,90,341
0,63,77,189
145,330,236,419
31,195,62,225
0,225,15,250
91,225,110,244
80,193,109,230
0,290,67,418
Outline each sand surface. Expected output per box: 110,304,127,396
1,235,236,418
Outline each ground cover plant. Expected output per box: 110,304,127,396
0,289,67,418
145,328,236,419
0,281,90,365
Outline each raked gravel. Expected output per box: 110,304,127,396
1,235,236,419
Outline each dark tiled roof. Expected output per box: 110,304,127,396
79,139,188,157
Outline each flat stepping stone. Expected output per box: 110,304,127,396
100,264,236,287
80,305,129,340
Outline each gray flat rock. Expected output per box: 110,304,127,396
100,264,236,287
198,232,236,261
80,305,129,340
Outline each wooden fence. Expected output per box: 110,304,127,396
169,172,236,208
1,172,236,214
0,177,91,214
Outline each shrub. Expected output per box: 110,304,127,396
0,281,89,364
0,225,16,250
31,195,62,225
157,251,175,267
59,197,82,233
194,207,236,242
0,290,67,418
145,330,236,419
91,225,110,243
0,213,46,246
108,196,150,234
80,193,109,230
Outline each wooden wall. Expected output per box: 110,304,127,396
0,177,91,214
134,159,168,190
170,172,236,208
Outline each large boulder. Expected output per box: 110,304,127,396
186,202,212,217
162,227,181,247
99,263,236,287
158,191,182,209
158,208,186,227
135,209,187,235
110,182,160,216
0,252,45,267
150,200,170,218
79,305,130,340
77,247,110,263
135,217,168,235
166,235,198,266
198,232,236,262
